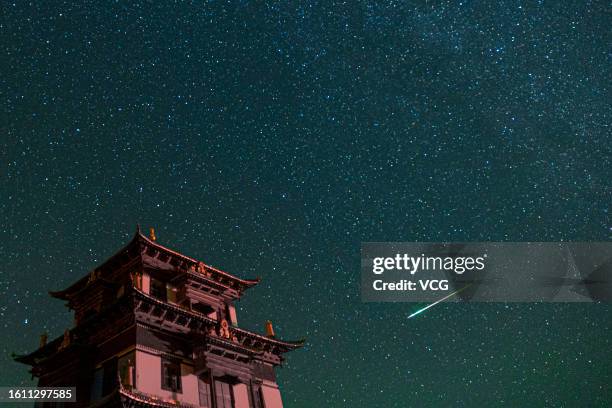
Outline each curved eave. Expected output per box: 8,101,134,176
18,295,133,368
50,229,143,300
119,387,198,408
183,271,251,299
88,387,197,408
49,275,89,300
49,288,78,301
13,353,35,365
133,288,304,353
137,230,260,289
204,334,265,356
204,263,261,288
233,327,306,351
133,287,215,325
14,334,69,366
49,227,259,301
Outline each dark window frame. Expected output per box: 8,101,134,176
214,378,235,408
150,278,167,302
198,375,212,408
118,351,136,388
160,357,182,393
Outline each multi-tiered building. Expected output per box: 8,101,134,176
16,227,304,408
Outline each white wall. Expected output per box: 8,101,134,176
233,383,250,408
261,380,284,408
135,350,199,406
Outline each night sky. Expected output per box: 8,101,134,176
1,1,611,406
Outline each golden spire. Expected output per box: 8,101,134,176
265,320,275,338
149,227,156,241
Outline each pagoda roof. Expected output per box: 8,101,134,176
13,332,70,366
132,287,305,353
15,287,303,368
50,227,260,301
14,293,134,366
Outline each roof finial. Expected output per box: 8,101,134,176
39,333,48,348
136,224,141,234
59,329,71,350
265,320,275,338
149,227,156,241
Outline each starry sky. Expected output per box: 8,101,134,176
1,1,611,406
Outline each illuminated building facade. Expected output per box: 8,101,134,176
16,227,303,408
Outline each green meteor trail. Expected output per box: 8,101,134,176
408,284,472,319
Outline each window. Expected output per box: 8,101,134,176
90,367,103,401
150,279,167,301
102,358,118,396
161,358,182,393
118,351,136,388
192,302,214,315
252,386,264,408
214,379,234,408
198,376,212,408
89,358,118,402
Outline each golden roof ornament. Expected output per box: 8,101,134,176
87,269,100,283
219,319,231,339
59,330,71,350
265,320,275,338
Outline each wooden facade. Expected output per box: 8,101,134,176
16,227,304,408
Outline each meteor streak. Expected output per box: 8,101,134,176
408,284,472,319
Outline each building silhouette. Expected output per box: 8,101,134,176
16,227,304,407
